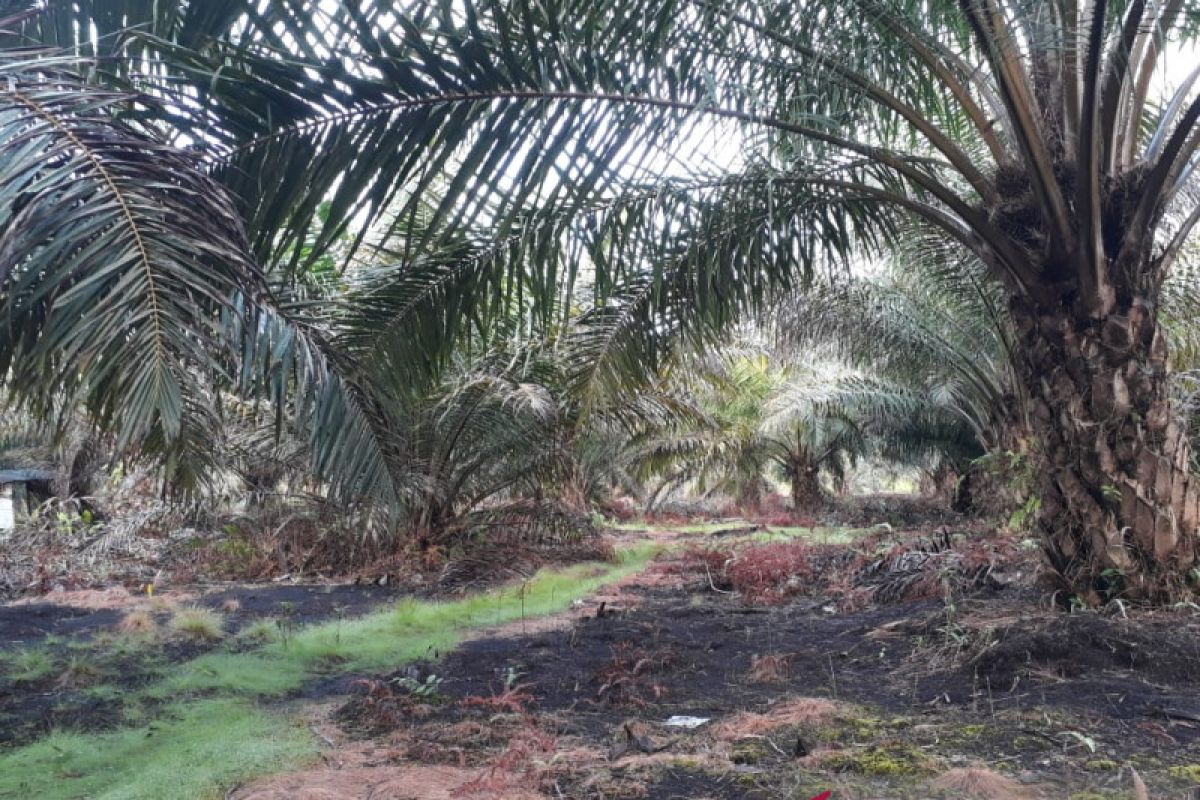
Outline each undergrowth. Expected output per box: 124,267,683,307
149,541,660,698
662,530,1020,608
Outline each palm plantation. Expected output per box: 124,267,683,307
635,353,865,513
5,0,1200,599
7,3,1200,798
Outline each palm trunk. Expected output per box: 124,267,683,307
790,463,824,512
1013,299,1198,602
924,462,961,507
737,480,763,514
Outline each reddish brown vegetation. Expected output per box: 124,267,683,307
747,652,792,683
451,723,559,798
460,683,537,716
659,529,1026,609
930,766,1034,799
594,641,675,707
727,541,818,603
345,678,433,733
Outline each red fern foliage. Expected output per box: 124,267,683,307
727,541,816,604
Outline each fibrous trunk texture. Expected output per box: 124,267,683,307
1013,299,1198,602
790,463,824,513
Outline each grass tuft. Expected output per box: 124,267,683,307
2,647,56,683
117,610,158,637
54,657,102,690
169,608,225,642
237,619,279,642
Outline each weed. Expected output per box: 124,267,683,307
212,526,267,577
55,656,102,689
931,766,1032,798
1167,764,1200,782
937,600,970,650
594,641,675,706
238,619,279,642
453,718,560,797
819,742,937,776
148,652,308,697
346,677,417,731
146,595,178,613
170,607,225,642
333,603,349,645
0,699,313,800
275,600,299,648
117,609,158,637
728,541,816,604
657,545,733,587
3,648,55,682
393,673,444,699
461,682,536,715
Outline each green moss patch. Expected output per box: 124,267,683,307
1168,764,1200,783
818,743,938,776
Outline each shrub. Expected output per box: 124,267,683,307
655,545,733,588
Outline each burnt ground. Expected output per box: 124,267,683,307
10,523,1200,798
0,581,409,747
0,602,123,647
198,582,407,628
333,573,1200,799
0,582,407,651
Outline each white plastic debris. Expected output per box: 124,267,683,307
663,715,710,729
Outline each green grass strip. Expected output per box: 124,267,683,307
0,543,661,799
147,541,660,697
0,699,313,800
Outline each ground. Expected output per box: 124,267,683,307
3,512,1200,798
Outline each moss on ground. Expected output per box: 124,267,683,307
1168,764,1200,782
730,738,774,764
818,743,938,777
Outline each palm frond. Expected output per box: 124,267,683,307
0,61,259,474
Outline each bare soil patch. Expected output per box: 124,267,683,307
318,538,1200,798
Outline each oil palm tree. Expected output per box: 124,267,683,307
635,353,872,513
774,228,1025,508
780,224,1200,516
777,232,1024,455
6,0,1200,598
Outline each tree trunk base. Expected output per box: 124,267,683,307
1014,301,1198,603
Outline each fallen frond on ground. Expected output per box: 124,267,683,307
658,527,1029,609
